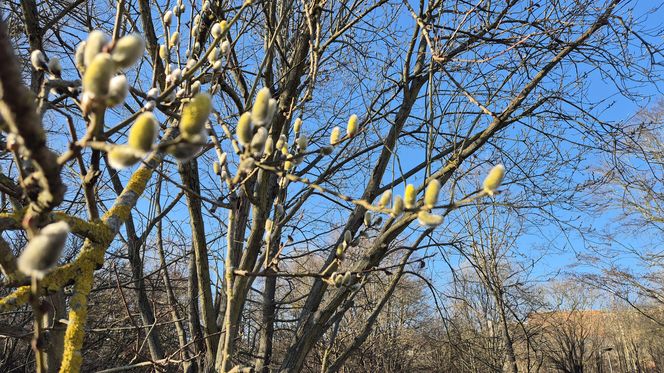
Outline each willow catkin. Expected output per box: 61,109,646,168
106,75,129,107
180,93,212,140
108,146,141,169
266,99,278,126
163,10,173,25
293,118,302,136
264,136,274,156
347,114,358,137
404,184,416,209
84,30,109,67
391,195,404,217
170,32,180,48
82,53,115,99
342,271,352,286
75,42,86,71
17,221,69,279
482,164,505,196
30,50,46,71
213,161,221,175
417,211,443,227
424,179,441,209
364,211,372,226
296,136,308,152
236,112,253,146
330,126,341,145
112,34,145,68
251,87,272,125
167,142,203,161
378,190,392,208
251,127,268,155
128,112,159,153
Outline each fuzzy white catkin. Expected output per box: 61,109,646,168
17,221,70,279
482,164,505,196
112,34,145,68
47,58,62,76
106,75,129,107
84,30,109,68
330,126,341,145
30,50,46,71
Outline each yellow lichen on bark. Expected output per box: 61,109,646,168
0,285,30,312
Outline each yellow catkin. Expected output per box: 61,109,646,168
378,190,392,208
251,87,272,125
482,164,505,196
293,118,302,136
404,184,416,209
107,146,141,169
84,30,109,67
112,34,145,68
128,112,159,153
180,93,212,139
424,179,441,209
391,195,404,217
417,211,443,227
236,112,254,146
82,53,115,98
347,114,358,137
330,126,341,145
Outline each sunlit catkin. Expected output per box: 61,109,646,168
17,221,69,279
347,114,358,137
180,93,212,140
108,146,141,169
251,87,272,125
391,195,404,217
84,30,109,67
364,211,372,227
482,164,505,196
417,211,443,227
30,50,46,71
424,179,441,209
82,53,115,99
128,112,159,153
213,161,221,175
342,272,352,286
106,75,129,107
293,118,302,136
112,34,145,68
47,58,62,77
404,184,416,209
170,32,180,48
378,190,392,208
330,126,341,145
251,127,268,155
236,112,253,146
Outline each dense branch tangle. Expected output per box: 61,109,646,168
0,0,649,372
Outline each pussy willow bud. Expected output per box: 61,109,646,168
239,157,255,173
191,81,201,94
106,75,129,107
163,10,173,25
417,211,443,227
112,34,145,68
221,40,231,57
482,164,505,196
213,161,221,175
264,136,274,156
333,272,343,287
424,179,441,209
47,58,62,77
236,112,253,146
219,152,227,166
293,118,302,136
344,230,352,245
213,60,223,71
378,190,392,208
347,114,358,137
330,126,341,145
404,184,416,209
83,53,115,99
391,195,404,217
171,68,182,82
170,32,180,48
266,99,277,127
159,44,169,61
147,87,160,100
180,93,212,140
336,245,345,260
84,30,109,67
342,271,352,286
173,4,181,16
108,146,142,169
251,127,268,155
31,50,47,71
251,87,272,126
75,42,86,70
17,221,69,279
284,160,293,170
275,134,286,151
128,112,159,153
211,22,223,39
296,136,308,152
364,211,372,227
144,101,156,111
